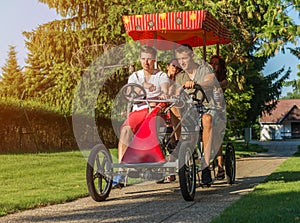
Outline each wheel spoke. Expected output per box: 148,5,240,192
121,83,146,101
86,144,113,202
179,143,196,201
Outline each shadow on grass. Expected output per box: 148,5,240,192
212,190,300,223
266,170,300,183
293,149,300,157
266,148,300,183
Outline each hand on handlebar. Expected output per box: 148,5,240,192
183,80,195,89
159,93,169,99
179,82,206,104
179,82,202,94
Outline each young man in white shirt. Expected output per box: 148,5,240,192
113,45,169,186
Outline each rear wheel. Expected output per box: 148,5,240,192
224,143,236,184
86,144,113,201
178,142,196,201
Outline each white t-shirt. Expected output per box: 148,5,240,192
128,70,169,111
128,70,169,98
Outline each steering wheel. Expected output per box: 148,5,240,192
189,84,207,103
120,83,147,102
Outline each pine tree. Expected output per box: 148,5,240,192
0,45,24,99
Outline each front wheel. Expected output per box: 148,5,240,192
86,144,113,201
178,142,196,201
224,143,236,184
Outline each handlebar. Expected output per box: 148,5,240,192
132,98,179,104
180,83,207,104
128,83,207,108
180,83,204,93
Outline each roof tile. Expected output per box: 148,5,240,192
259,99,300,123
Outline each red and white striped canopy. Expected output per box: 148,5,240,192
123,10,231,49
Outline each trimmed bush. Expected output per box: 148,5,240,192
0,99,117,153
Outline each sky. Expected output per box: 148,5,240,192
0,1,299,96
0,0,60,69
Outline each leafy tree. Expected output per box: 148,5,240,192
23,22,81,114
23,0,131,115
205,1,298,130
0,45,25,98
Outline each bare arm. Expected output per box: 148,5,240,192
219,79,228,91
183,73,215,90
159,82,170,99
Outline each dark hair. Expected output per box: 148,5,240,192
210,55,227,82
167,58,179,66
167,58,182,71
140,45,157,58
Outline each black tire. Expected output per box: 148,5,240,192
224,143,236,184
86,144,113,201
178,142,196,201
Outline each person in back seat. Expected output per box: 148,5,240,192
209,55,228,180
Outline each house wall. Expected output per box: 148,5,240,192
260,123,291,141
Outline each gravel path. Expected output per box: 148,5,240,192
1,140,298,223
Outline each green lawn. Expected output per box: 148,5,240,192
211,147,300,223
0,142,270,217
0,151,88,216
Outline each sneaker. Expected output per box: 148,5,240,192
165,175,176,183
112,173,125,188
201,167,212,186
156,178,165,184
216,169,225,180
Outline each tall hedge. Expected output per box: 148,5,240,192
0,101,117,153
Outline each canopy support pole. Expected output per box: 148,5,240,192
153,32,158,69
203,31,207,62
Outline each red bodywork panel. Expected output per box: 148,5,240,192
121,104,166,164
